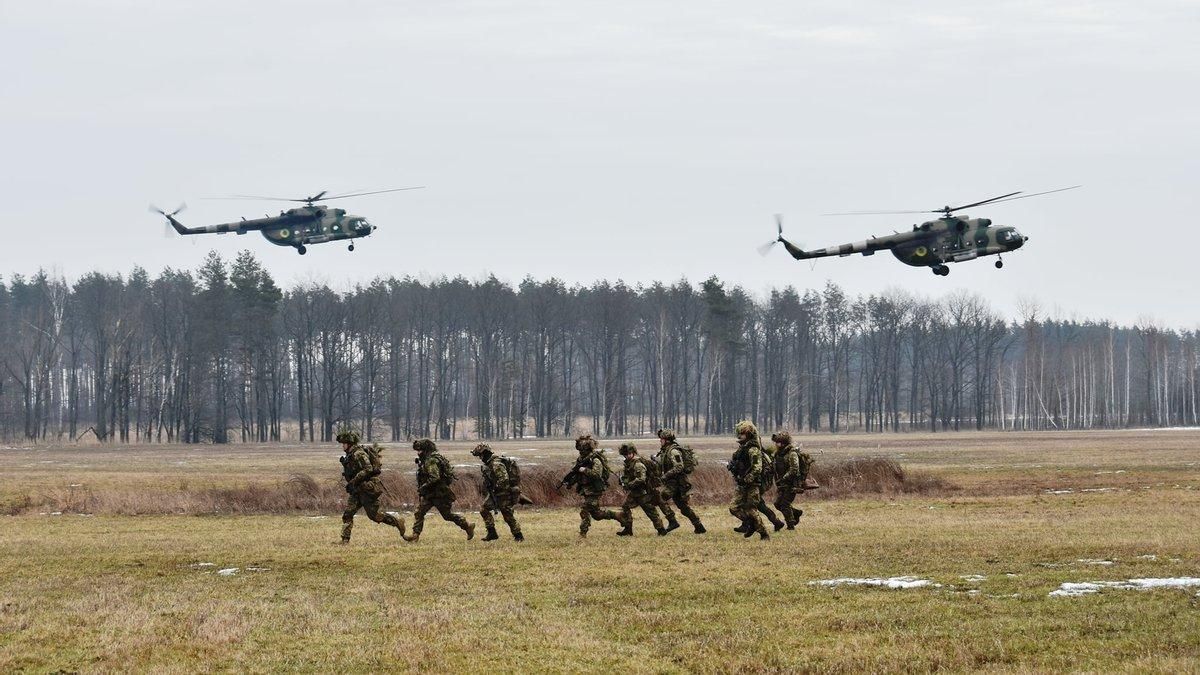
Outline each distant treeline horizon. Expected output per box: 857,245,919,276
1,250,1196,443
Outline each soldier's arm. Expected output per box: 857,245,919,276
625,462,647,490
662,447,685,479
348,452,375,486
743,449,762,485
492,462,509,489
419,457,441,491
778,451,799,484
582,456,604,479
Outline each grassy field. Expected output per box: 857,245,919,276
2,430,1199,672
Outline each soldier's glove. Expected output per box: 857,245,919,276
344,482,354,493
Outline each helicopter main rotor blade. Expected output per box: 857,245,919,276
962,185,1081,207
319,186,426,201
945,191,1023,212
821,209,933,216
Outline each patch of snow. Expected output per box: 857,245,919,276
190,562,216,568
1080,487,1119,493
961,575,987,583
246,567,269,572
1050,577,1200,597
1005,573,1020,578
49,511,62,516
1077,559,1116,566
216,568,239,576
304,516,327,520
1045,489,1074,495
1137,554,1158,561
810,576,937,589
69,483,83,487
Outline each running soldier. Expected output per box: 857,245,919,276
727,420,770,540
403,438,475,542
338,430,406,544
473,443,524,542
771,431,806,529
560,434,628,538
654,428,705,533
616,443,669,536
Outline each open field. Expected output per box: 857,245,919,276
2,430,1199,672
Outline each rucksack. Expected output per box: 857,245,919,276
595,451,613,485
363,443,383,473
759,445,777,489
678,444,698,474
797,450,815,481
498,455,521,488
638,457,662,489
433,452,456,487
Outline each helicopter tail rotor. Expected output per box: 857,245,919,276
757,213,793,257
150,202,192,236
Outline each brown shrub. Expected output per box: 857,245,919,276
16,457,953,516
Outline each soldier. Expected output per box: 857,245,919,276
472,443,524,542
753,444,787,533
338,430,406,544
727,420,770,540
654,428,706,533
561,434,628,538
616,443,669,537
771,431,805,529
402,438,475,543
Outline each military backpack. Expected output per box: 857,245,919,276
363,443,384,473
595,450,614,485
678,444,698,474
759,445,777,490
638,456,663,489
498,455,521,488
433,452,456,487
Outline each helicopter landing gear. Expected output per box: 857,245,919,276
297,245,307,255
995,258,1004,269
932,264,949,276
348,243,355,252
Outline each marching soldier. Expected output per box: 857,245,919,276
403,438,475,542
560,434,628,538
616,443,669,536
654,428,705,533
338,430,406,544
472,443,525,542
727,420,770,540
771,431,806,529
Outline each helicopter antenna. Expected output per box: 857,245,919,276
822,185,1080,217
204,186,424,205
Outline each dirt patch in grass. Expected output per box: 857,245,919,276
10,458,954,516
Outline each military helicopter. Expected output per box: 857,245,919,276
760,186,1078,276
151,187,422,255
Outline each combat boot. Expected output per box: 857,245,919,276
393,517,407,538
774,520,785,532
616,524,633,536
665,517,681,533
656,526,669,536
742,527,756,538
402,530,419,543
513,531,525,542
465,522,476,540
694,524,707,534
483,526,500,541
758,529,770,541
339,537,350,546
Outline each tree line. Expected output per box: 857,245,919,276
1,250,1196,443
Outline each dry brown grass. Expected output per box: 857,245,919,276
8,458,950,516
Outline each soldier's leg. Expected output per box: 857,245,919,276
341,493,362,542
738,486,767,538
774,488,798,528
433,498,475,538
479,497,498,530
578,497,593,537
615,494,636,535
361,494,406,536
638,495,666,533
408,495,433,540
758,498,785,530
498,501,522,540
652,490,678,526
672,486,705,532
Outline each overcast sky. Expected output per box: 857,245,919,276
2,0,1198,327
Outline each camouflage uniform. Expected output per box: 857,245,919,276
338,431,405,543
655,429,705,533
571,435,627,537
474,443,524,542
755,444,786,532
404,439,475,542
617,444,668,536
728,420,769,540
771,432,805,529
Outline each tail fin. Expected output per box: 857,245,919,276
150,203,200,235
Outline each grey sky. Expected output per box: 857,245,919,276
3,0,1198,327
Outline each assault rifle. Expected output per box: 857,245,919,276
556,453,593,492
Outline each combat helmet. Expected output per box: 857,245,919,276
574,434,598,453
656,428,677,442
734,420,759,439
336,429,361,445
617,442,637,457
412,438,437,453
771,430,793,447
471,442,492,457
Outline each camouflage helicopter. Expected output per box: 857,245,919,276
151,187,422,255
761,186,1078,276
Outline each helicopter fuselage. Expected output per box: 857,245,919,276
162,205,376,254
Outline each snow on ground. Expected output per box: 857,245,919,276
1077,559,1116,565
1049,578,1200,597
810,577,938,589
961,575,987,583
216,568,238,576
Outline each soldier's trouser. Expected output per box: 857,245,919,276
342,489,403,540
757,498,784,527
621,492,665,531
729,484,766,533
579,493,622,534
648,488,677,523
412,492,471,535
774,486,801,525
663,482,703,527
480,495,522,536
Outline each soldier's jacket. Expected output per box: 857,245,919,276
620,456,653,496
482,456,516,496
577,451,610,496
416,451,452,496
656,443,688,486
729,439,763,487
774,444,802,488
342,445,381,493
